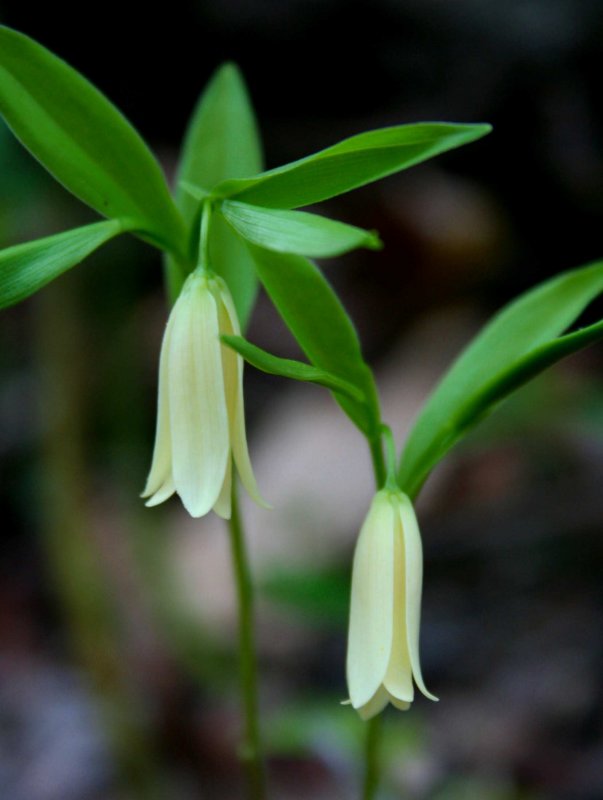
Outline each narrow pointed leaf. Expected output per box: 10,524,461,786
167,63,262,316
221,200,381,257
175,63,262,216
0,220,129,308
246,243,380,435
399,259,603,496
214,122,491,209
222,334,365,402
0,26,185,255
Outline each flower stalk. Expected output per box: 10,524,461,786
362,714,383,800
228,480,267,799
358,427,437,798
146,201,267,797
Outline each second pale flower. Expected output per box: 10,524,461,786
142,270,266,519
346,489,438,719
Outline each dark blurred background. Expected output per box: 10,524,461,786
1,1,603,798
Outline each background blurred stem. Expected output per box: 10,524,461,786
35,277,162,799
228,478,267,799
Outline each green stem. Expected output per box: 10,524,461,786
228,479,267,800
199,199,213,270
369,433,386,490
380,424,399,490
362,715,384,800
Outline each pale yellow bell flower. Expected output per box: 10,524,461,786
346,489,438,719
142,269,267,519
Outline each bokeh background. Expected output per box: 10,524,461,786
1,1,603,798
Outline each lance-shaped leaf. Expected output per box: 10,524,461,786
246,243,380,436
0,26,185,255
221,200,381,258
398,259,603,497
213,122,491,209
175,63,262,216
167,63,262,321
0,220,130,308
222,334,365,402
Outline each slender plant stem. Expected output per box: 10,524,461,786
199,199,213,269
369,433,386,490
362,715,384,800
227,478,267,800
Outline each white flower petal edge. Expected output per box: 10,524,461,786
398,493,438,702
142,309,177,503
217,280,270,511
142,271,266,518
346,489,438,720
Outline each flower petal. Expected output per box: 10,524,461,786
217,280,269,509
398,493,438,702
213,456,232,519
142,309,176,499
387,693,411,712
169,279,229,517
215,280,240,425
231,379,270,508
144,475,176,507
356,685,390,721
383,495,414,704
346,491,395,709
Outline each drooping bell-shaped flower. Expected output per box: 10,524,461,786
346,489,437,719
142,269,266,519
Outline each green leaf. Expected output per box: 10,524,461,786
246,243,380,435
175,63,263,216
213,122,491,209
167,63,263,312
399,259,603,497
179,181,210,202
221,200,381,258
222,334,365,402
0,220,129,308
0,26,185,255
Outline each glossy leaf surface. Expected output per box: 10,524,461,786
399,259,603,496
0,26,184,254
0,220,128,308
214,123,491,209
222,200,381,257
168,63,262,318
247,244,380,435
